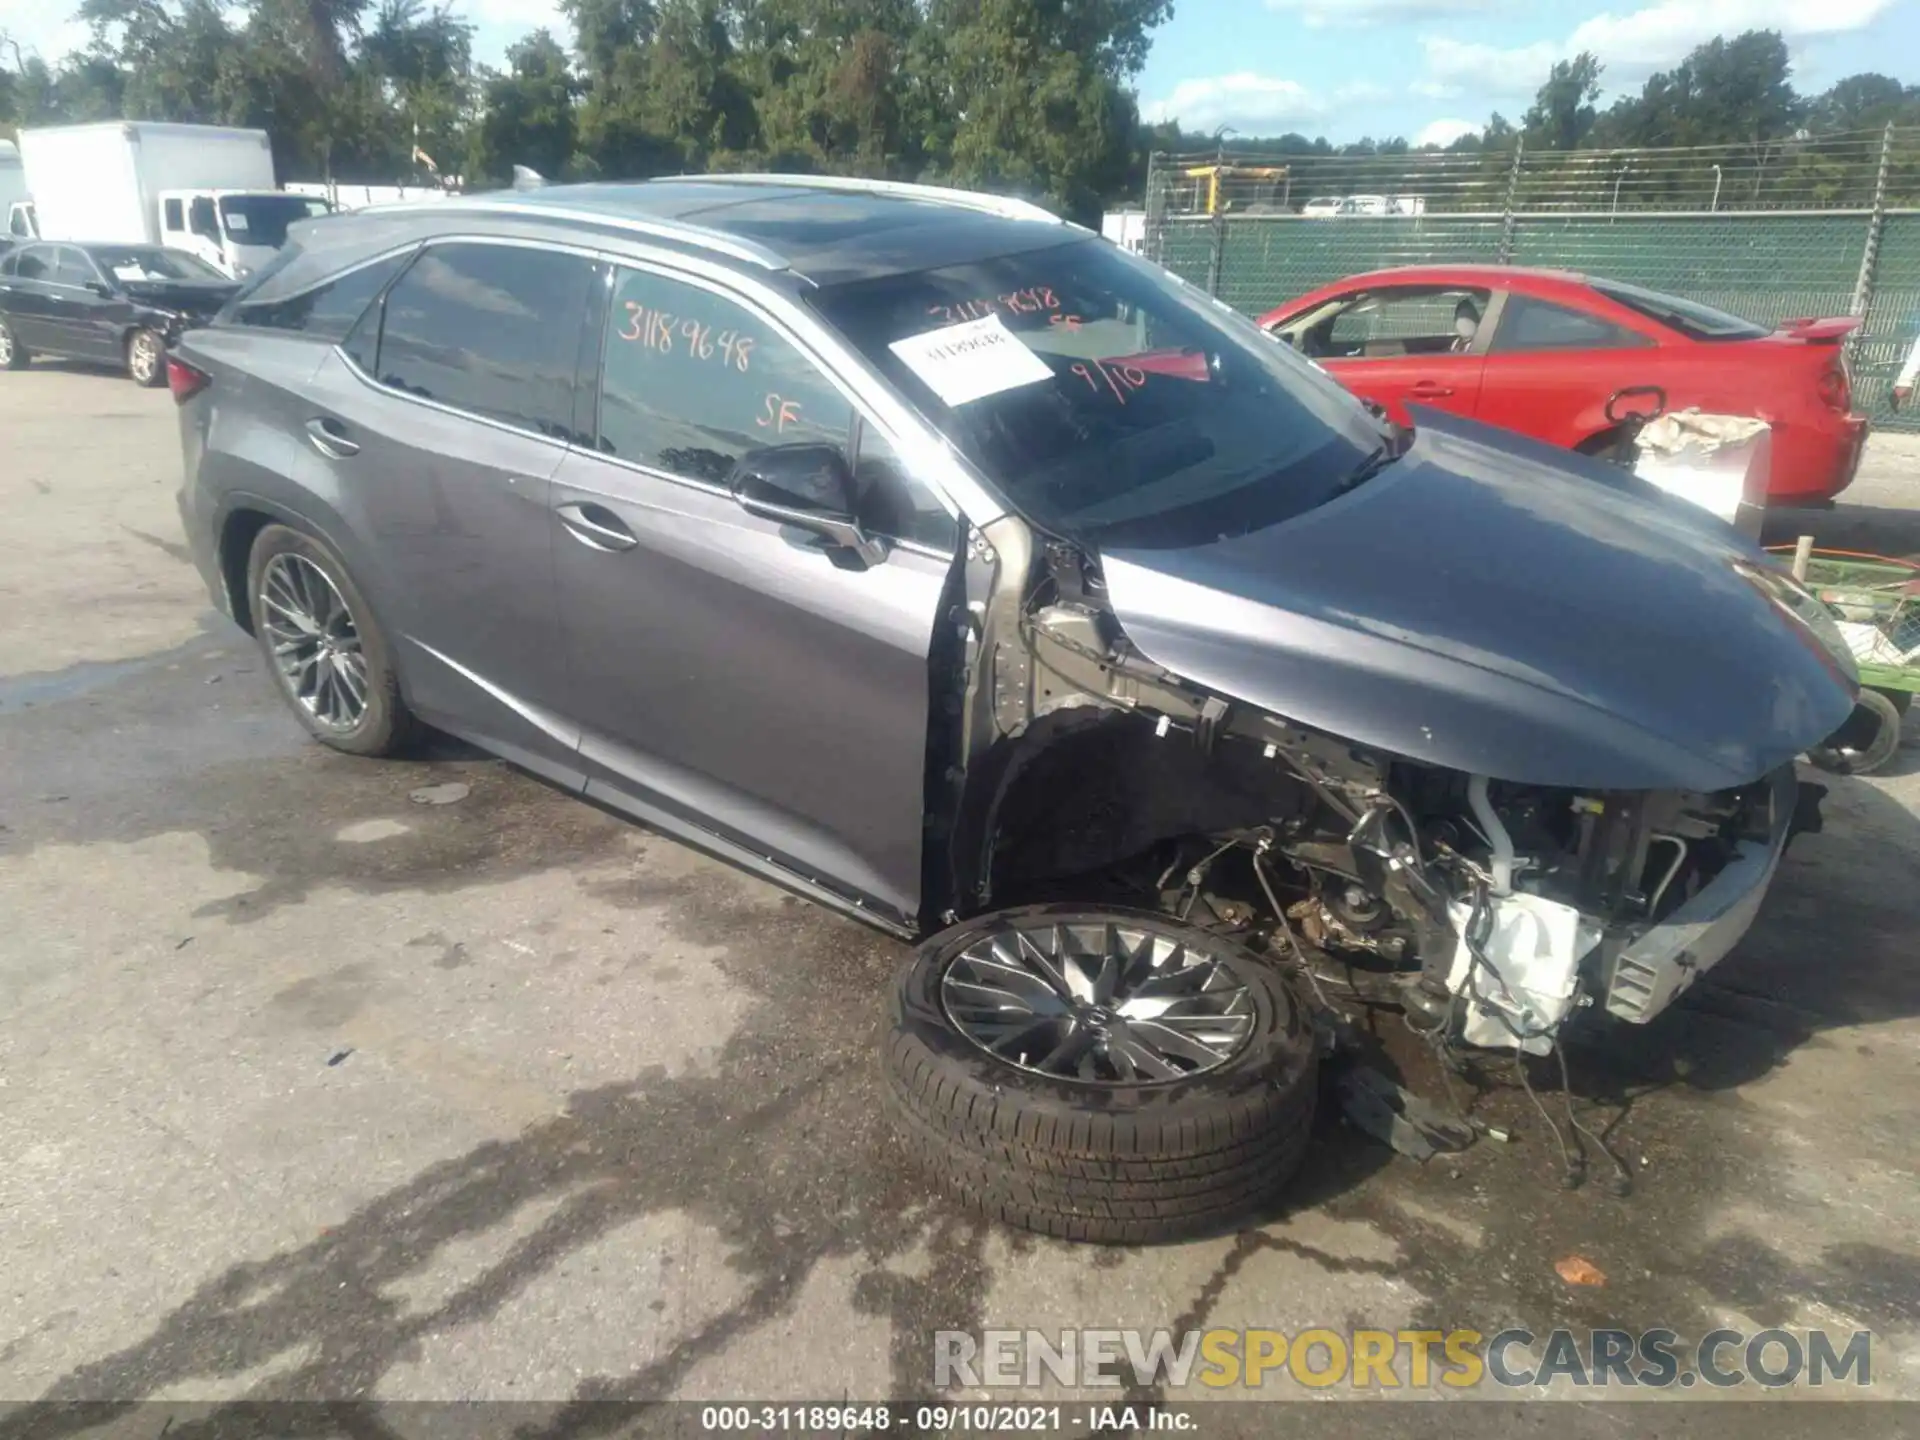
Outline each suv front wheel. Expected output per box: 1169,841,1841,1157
884,906,1319,1244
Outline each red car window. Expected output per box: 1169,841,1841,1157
1491,294,1652,353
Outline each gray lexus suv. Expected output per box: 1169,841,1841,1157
173,177,1856,1243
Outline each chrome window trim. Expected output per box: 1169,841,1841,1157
681,173,1074,229
229,239,424,320
379,197,791,271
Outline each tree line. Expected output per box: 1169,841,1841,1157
0,0,1170,221
3,8,1917,217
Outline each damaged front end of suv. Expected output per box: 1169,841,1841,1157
817,239,1858,1243
939,422,1849,1062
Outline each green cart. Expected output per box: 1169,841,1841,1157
1768,546,1920,775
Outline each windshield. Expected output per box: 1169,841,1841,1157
809,240,1386,547
89,246,226,283
1592,279,1769,342
219,194,331,249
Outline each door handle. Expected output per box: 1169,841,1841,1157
1407,381,1455,399
305,417,360,458
556,501,638,552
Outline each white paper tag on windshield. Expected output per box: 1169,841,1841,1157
888,314,1053,407
112,265,147,282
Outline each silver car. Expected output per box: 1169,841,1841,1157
171,178,1857,1244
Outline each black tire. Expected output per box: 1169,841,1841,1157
127,328,166,387
885,906,1319,1245
0,319,27,370
1808,688,1904,776
246,524,417,757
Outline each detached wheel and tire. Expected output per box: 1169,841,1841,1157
126,328,166,387
0,319,28,370
885,906,1319,1244
246,524,417,757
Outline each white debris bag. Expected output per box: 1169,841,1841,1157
1631,410,1771,537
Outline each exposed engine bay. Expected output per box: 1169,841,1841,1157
945,523,1826,1067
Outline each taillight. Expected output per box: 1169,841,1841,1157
166,356,210,404
1816,353,1851,412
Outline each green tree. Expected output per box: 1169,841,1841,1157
917,0,1171,220
1523,51,1601,150
468,28,578,184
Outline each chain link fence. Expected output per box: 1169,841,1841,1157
1143,130,1920,432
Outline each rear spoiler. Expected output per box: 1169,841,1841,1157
1776,316,1863,343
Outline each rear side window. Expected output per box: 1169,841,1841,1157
164,198,184,230
1590,280,1767,342
1491,294,1651,353
13,246,51,280
235,251,410,343
370,242,595,439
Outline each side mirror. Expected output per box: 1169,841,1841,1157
728,443,887,564
85,280,113,298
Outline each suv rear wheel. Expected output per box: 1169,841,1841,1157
246,524,417,757
884,906,1319,1244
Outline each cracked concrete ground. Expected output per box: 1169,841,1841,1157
3,364,1920,1430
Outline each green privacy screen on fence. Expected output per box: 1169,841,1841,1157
1154,211,1920,433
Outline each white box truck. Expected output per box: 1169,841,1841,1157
16,122,332,278
0,141,30,242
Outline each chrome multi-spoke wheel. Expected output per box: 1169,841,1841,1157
128,330,163,386
259,552,370,732
941,918,1256,1083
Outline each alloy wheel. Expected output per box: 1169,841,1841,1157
259,552,370,731
0,327,13,365
940,919,1256,1083
130,333,159,383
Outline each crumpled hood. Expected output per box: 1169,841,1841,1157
1100,410,1858,792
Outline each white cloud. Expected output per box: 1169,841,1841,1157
1143,73,1326,132
1417,117,1481,147
1422,37,1559,91
0,0,89,64
468,0,569,37
1267,0,1510,26
1422,0,1899,97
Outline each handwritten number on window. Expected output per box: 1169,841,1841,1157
1071,359,1147,405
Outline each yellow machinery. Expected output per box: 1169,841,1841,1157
1177,162,1289,216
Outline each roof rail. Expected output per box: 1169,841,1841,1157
693,174,1065,225
397,194,791,270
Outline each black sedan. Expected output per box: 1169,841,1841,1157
0,241,239,385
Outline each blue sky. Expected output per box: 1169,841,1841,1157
2,0,1916,146
1135,0,1920,145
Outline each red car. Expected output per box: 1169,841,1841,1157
1258,265,1868,506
